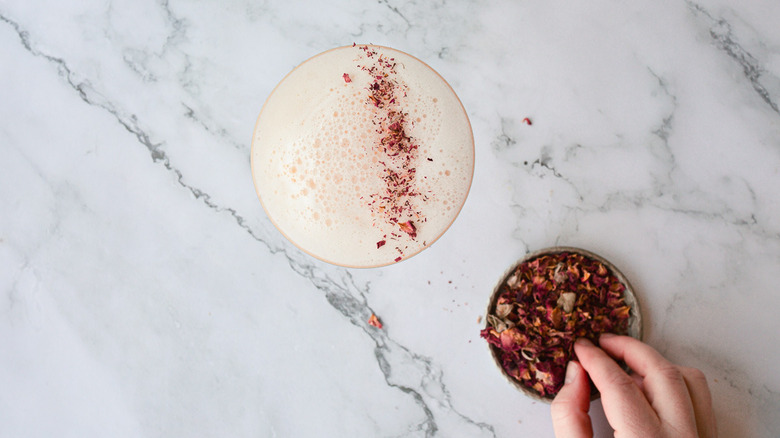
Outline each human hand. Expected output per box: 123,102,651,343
550,334,717,437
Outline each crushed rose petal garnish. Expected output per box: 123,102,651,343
368,313,383,329
481,251,631,398
353,45,425,262
343,73,352,83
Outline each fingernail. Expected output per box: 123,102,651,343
575,338,594,347
600,333,616,340
564,361,579,384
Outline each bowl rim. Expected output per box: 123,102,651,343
483,246,644,403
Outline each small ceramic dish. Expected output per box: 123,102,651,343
483,246,643,403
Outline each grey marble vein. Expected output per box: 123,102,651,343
687,0,780,115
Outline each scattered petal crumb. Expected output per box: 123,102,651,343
368,314,383,329
343,73,352,83
522,117,532,125
477,315,483,324
398,221,417,238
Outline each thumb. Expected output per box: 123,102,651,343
551,361,593,438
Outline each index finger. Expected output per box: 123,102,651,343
597,334,672,378
598,334,698,434
574,338,660,433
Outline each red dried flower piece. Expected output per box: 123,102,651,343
376,240,386,249
398,220,417,238
368,314,383,329
522,117,532,125
343,73,352,83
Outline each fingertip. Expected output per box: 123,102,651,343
564,360,581,384
573,338,597,360
554,361,590,406
576,337,595,346
597,333,632,346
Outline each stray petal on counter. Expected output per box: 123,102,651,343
368,313,383,329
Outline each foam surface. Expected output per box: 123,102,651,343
252,45,474,267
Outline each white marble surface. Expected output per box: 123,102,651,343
1,0,779,436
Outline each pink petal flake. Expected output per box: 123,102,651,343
398,221,417,238
368,314,383,329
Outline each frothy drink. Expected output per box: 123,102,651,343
251,45,474,267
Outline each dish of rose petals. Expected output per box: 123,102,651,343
481,247,642,401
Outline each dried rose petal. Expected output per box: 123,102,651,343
557,292,576,313
482,251,632,398
368,313,383,329
553,263,567,284
486,314,514,333
499,327,526,351
496,302,513,318
506,273,519,288
398,221,417,238
343,73,352,83
376,240,386,249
